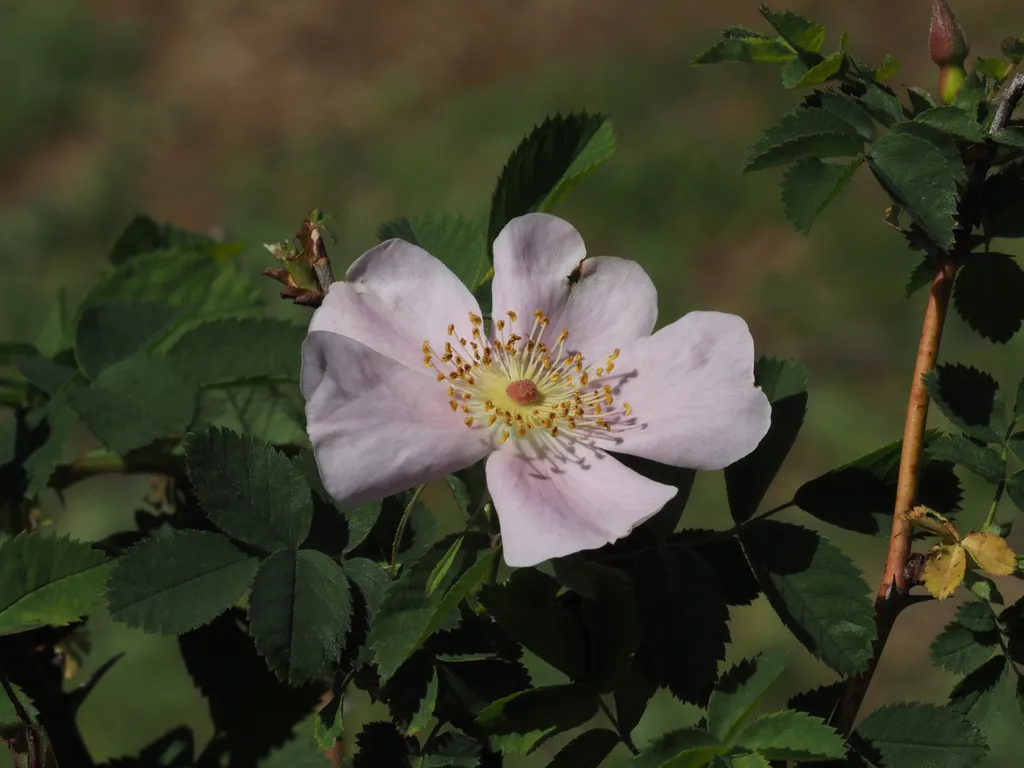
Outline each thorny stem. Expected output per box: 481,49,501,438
836,75,1024,736
1,675,40,768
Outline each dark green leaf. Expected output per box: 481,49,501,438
487,113,615,254
957,602,997,633
164,318,305,386
180,611,322,765
343,557,389,617
372,535,496,683
75,301,180,378
905,257,933,298
744,107,863,172
614,653,658,735
1006,469,1024,512
421,729,481,768
628,728,726,768
68,355,197,454
952,253,1024,343
925,433,1004,483
850,703,987,768
707,653,790,741
476,684,600,755
979,167,1024,238
758,6,825,52
913,107,986,141
108,214,234,265
781,157,860,234
949,655,1010,731
548,729,620,768
742,520,876,675
248,548,353,684
860,82,906,126
351,721,412,768
732,710,846,761
690,534,761,606
479,569,588,680
725,357,807,523
0,532,110,636
1003,36,1024,62
260,734,331,767
185,427,312,551
13,356,76,395
582,568,642,692
0,682,37,725
405,665,438,736
106,530,258,635
22,398,73,497
907,86,938,115
868,130,961,248
923,364,1003,443
377,215,488,290
787,682,844,726
930,620,999,674
635,547,728,704
814,92,877,141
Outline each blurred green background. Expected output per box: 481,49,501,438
3,0,1024,765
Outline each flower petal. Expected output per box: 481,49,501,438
612,312,771,470
491,212,585,323
302,331,492,506
310,239,482,370
485,440,676,567
491,215,657,361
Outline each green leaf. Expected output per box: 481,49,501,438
868,130,961,248
850,703,988,768
106,530,257,635
732,710,846,761
193,384,306,446
725,357,807,523
35,290,72,358
635,547,728,704
22,398,73,497
744,107,863,172
377,215,488,291
14,355,76,395
260,734,331,767
628,728,726,768
905,257,934,298
109,214,237,265
248,549,353,684
0,533,110,636
758,6,825,52
861,82,907,126
692,30,795,65
907,86,938,115
731,754,772,768
957,602,997,633
405,666,438,736
925,433,1004,484
876,53,900,80
923,364,1003,443
371,536,497,683
75,300,180,378
707,653,790,741
476,684,599,755
795,49,844,87
814,91,877,141
164,318,305,386
185,427,313,551
949,655,1010,730
963,572,1003,605
930,619,999,674
976,57,1013,82
478,569,589,680
741,520,876,675
614,654,658,735
781,157,860,234
84,249,261,321
421,729,481,767
0,681,37,725
68,355,197,454
548,729,620,768
913,106,986,141
952,253,1024,343
487,113,615,254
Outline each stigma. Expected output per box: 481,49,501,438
422,310,632,444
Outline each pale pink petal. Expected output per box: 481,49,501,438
302,331,492,506
309,239,482,371
485,440,677,567
549,256,658,362
610,312,771,470
491,213,585,324
491,215,657,361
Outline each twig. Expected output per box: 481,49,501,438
599,698,639,756
391,485,426,575
991,72,1024,133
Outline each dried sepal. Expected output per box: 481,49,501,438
962,532,1017,576
903,505,960,543
922,543,967,599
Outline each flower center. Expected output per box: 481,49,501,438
505,379,539,405
422,309,633,444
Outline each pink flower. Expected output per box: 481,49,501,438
302,213,771,567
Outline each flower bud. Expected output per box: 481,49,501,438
929,0,969,66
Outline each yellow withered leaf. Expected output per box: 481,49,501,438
903,505,960,543
922,544,966,599
961,532,1018,576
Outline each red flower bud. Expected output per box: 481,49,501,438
929,0,969,66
